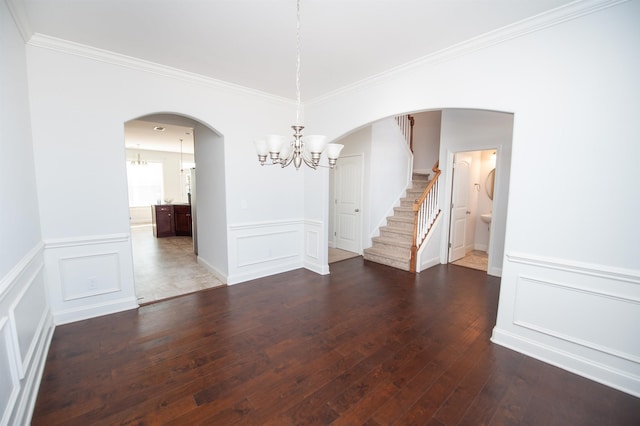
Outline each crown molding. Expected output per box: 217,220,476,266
27,33,295,106
307,0,629,106
4,0,33,42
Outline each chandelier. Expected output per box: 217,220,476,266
254,0,343,170
130,144,147,166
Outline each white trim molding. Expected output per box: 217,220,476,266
0,242,54,426
43,233,138,325
0,317,20,426
304,219,329,275
227,220,305,285
307,0,629,105
493,252,640,398
27,33,295,105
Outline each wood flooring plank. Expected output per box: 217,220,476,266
31,260,640,425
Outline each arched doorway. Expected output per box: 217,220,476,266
124,113,228,304
327,108,512,276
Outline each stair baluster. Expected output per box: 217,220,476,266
410,162,441,272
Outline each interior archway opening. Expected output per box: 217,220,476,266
327,108,512,277
124,113,228,304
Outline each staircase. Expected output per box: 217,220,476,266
363,173,431,271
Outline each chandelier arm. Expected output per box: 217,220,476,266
301,155,318,170
280,152,295,168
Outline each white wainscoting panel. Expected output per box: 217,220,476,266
44,233,138,324
492,252,640,397
8,264,47,378
0,317,19,426
227,220,304,285
304,220,329,275
60,253,121,301
0,243,54,426
514,275,640,364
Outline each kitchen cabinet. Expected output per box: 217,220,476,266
151,204,192,237
151,205,175,237
174,205,192,236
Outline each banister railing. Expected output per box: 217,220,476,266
410,161,441,272
395,114,415,152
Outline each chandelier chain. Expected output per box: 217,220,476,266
253,0,343,170
295,0,301,125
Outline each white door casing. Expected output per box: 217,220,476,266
334,155,363,253
449,158,470,262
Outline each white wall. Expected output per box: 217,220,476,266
326,117,411,259
305,1,640,397
193,122,229,282
329,126,372,249
369,118,413,238
0,1,53,424
25,31,309,318
474,150,495,251
440,109,513,275
412,110,441,174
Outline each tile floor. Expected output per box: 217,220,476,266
451,249,489,272
328,247,360,263
131,225,225,305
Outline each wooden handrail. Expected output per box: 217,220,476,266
395,114,415,151
409,161,441,272
408,115,415,153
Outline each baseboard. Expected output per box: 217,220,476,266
473,243,488,252
418,256,441,272
196,256,227,284
304,259,330,276
226,261,303,286
491,327,640,398
488,265,502,277
53,297,138,325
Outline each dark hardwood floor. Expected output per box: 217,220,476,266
32,258,640,425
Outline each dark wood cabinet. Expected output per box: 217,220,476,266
151,205,175,237
173,205,192,236
151,204,192,238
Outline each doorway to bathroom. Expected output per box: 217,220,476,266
448,149,496,272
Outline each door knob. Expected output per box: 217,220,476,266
355,209,360,212
466,211,471,215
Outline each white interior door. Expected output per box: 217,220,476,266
449,158,470,262
334,155,362,253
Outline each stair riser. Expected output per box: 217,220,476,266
380,230,412,241
363,253,411,271
404,191,423,201
393,209,414,220
370,242,411,257
365,178,431,272
400,198,416,207
386,218,414,231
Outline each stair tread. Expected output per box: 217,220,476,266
365,172,435,272
364,247,408,261
372,236,412,248
380,228,413,238
387,216,413,223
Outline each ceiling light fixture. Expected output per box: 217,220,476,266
153,126,165,132
254,0,343,170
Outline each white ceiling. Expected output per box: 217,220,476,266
22,0,576,101
124,119,195,154
22,0,577,153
